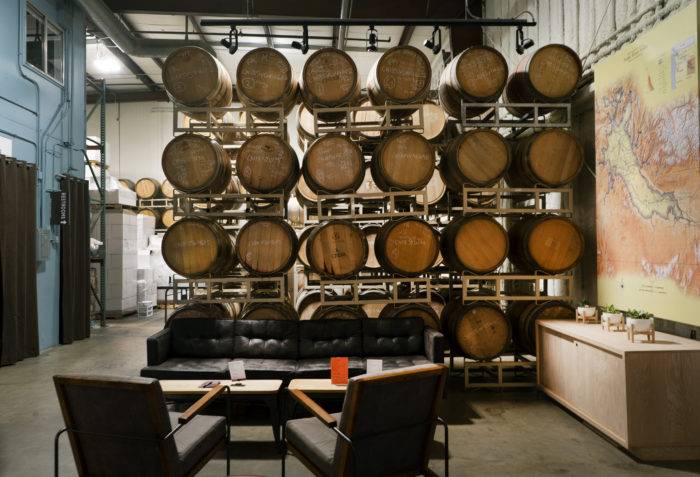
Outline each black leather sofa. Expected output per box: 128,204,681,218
141,317,445,382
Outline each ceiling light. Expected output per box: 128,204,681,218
366,26,378,52
221,27,239,55
291,25,309,54
94,44,120,73
515,26,534,54
423,26,441,54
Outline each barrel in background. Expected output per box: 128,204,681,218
161,217,237,278
236,47,298,121
162,46,233,119
439,46,508,119
135,178,162,199
441,214,508,274
374,218,440,276
508,215,584,274
507,301,575,354
379,303,441,330
235,217,298,276
306,220,368,278
439,129,510,192
506,129,583,188
162,134,232,194
311,305,367,320
504,44,582,117
239,302,298,320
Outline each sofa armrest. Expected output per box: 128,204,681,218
424,328,445,364
147,328,171,365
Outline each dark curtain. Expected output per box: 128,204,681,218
59,177,90,344
0,155,39,365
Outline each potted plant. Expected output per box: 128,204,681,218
575,299,598,323
625,309,654,332
600,304,624,330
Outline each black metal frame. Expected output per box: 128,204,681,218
281,416,449,477
53,386,232,476
201,18,536,28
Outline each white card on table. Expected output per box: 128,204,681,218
366,359,383,374
228,360,246,381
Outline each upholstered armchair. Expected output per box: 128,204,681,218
283,363,449,477
53,375,228,477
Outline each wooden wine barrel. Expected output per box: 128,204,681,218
236,47,298,121
412,101,448,142
287,196,304,229
296,289,336,321
162,134,232,194
442,301,511,360
138,208,162,226
235,217,298,276
366,45,431,115
161,217,237,278
135,178,162,199
295,176,318,208
416,291,447,324
296,104,317,149
167,303,235,325
439,129,510,192
356,168,383,195
504,44,583,117
297,226,314,267
161,179,176,199
302,134,365,194
375,218,440,276
300,47,361,122
508,301,575,354
379,303,440,330
362,225,382,270
358,289,389,318
118,178,135,190
161,208,178,228
415,169,446,206
311,305,367,320
438,46,508,119
508,215,584,274
506,129,584,187
239,302,298,321
371,131,435,191
162,46,233,120
440,214,508,274
352,97,383,141
306,220,368,278
236,134,299,194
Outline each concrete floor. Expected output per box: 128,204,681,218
0,311,698,477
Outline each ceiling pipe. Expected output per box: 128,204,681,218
335,0,352,50
74,0,215,57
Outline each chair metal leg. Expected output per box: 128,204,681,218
54,428,68,477
437,417,449,477
281,422,288,477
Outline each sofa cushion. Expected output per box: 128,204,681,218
140,358,229,380
169,318,235,359
295,357,366,378
374,355,431,371
237,358,297,380
233,320,299,359
362,318,424,357
299,320,362,359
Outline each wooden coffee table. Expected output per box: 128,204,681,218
160,379,283,448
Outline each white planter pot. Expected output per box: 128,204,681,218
626,317,653,332
602,312,623,325
577,306,597,318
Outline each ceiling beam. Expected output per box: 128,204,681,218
87,90,169,103
103,0,342,17
398,25,415,45
119,15,165,69
335,0,352,50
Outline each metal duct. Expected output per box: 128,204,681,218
75,0,215,57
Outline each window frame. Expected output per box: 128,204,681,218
25,2,64,86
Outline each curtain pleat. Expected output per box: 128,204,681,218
59,177,90,344
0,156,39,365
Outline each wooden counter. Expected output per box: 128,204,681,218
536,320,700,461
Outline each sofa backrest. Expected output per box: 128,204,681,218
233,320,299,359
299,320,363,358
169,318,235,358
362,317,424,357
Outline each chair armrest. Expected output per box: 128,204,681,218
288,389,337,428
147,328,171,365
424,328,445,364
178,385,226,424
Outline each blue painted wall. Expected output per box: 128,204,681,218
0,0,86,350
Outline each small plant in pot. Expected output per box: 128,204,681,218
601,304,624,331
576,299,598,323
625,309,654,332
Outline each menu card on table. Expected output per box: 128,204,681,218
330,357,349,385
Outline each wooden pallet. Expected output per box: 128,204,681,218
463,355,537,389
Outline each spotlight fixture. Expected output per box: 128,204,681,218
291,25,309,54
423,26,441,54
220,27,239,55
515,25,534,54
366,25,378,52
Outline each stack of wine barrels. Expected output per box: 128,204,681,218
154,43,585,344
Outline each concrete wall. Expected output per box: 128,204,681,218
0,0,86,350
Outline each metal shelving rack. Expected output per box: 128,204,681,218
85,78,107,327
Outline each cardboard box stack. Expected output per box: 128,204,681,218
103,209,138,316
